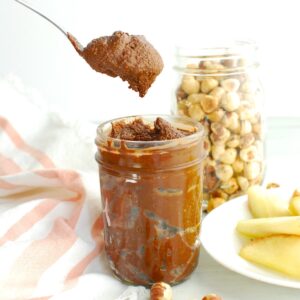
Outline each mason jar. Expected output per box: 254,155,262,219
95,115,206,286
172,41,265,212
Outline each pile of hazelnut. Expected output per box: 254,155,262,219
175,59,264,210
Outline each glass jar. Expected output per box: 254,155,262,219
95,115,206,286
172,41,265,211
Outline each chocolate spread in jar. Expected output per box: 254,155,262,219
96,116,205,285
110,117,189,141
68,31,164,97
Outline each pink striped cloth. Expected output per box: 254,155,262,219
0,77,148,300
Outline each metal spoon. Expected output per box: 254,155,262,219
14,0,84,52
14,0,67,37
13,0,163,97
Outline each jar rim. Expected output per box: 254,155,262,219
174,40,259,75
95,114,205,147
175,39,257,59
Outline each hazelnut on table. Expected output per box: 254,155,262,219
202,294,222,300
150,282,172,300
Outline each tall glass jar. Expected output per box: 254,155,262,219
172,41,264,212
95,115,206,286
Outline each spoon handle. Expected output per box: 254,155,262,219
14,0,67,37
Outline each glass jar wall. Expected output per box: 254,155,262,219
172,41,264,211
95,115,206,285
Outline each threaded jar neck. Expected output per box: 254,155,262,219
174,40,259,76
95,115,206,172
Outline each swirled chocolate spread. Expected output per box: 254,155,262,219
67,31,164,97
110,117,190,141
97,117,203,285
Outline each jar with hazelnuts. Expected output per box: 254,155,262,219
172,41,265,211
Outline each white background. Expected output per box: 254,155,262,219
1,0,300,122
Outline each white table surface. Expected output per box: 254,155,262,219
172,117,300,300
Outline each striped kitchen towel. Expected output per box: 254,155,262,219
0,77,147,300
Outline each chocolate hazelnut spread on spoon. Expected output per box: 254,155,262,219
14,1,164,97
68,31,164,97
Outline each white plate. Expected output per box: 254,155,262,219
201,195,300,289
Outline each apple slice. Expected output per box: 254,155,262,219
289,190,300,216
237,216,300,238
248,185,290,218
289,196,300,216
240,235,300,279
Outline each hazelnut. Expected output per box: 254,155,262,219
252,122,262,137
221,78,240,92
237,176,249,192
207,197,226,212
232,158,244,173
187,93,205,104
221,92,240,112
222,112,239,131
177,107,188,116
249,113,261,124
177,100,189,115
240,120,252,135
210,131,230,145
181,76,200,95
211,144,225,160
221,58,237,68
200,95,219,113
240,132,255,148
204,164,219,191
188,104,205,121
201,78,219,94
205,157,217,168
210,86,226,100
216,164,234,182
226,134,240,148
240,145,259,162
199,60,210,69
211,188,229,200
150,282,172,300
220,148,237,164
202,294,222,300
200,61,225,73
211,122,226,135
176,89,187,101
207,108,225,122
210,123,231,145
244,161,261,180
238,100,256,121
221,177,239,195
